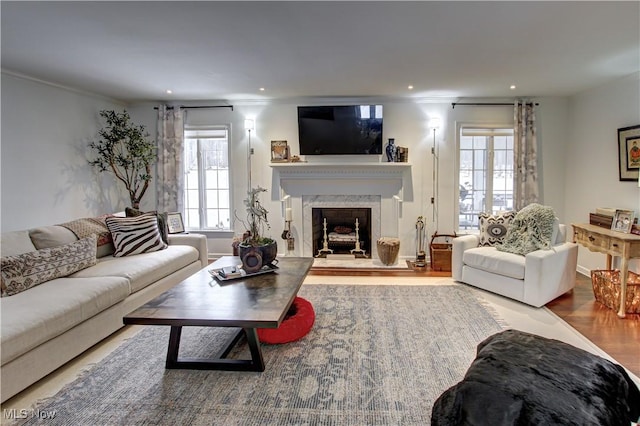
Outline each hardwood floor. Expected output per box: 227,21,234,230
546,273,640,377
309,266,640,377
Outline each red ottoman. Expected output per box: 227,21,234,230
258,297,315,344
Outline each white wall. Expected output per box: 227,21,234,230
1,73,128,232
125,98,569,258
6,70,632,268
565,72,640,274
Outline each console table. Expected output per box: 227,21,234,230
572,223,640,318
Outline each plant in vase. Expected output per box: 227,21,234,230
88,109,156,209
236,186,277,273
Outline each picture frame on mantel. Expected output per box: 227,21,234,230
618,124,640,181
271,140,289,162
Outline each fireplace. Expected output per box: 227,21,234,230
271,162,409,258
302,195,381,258
312,207,372,257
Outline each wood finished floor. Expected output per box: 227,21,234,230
309,266,640,377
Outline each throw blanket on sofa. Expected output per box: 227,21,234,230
497,203,555,256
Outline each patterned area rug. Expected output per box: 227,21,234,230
14,285,505,425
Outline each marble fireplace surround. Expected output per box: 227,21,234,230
270,163,411,258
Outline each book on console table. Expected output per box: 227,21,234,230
595,207,617,217
590,212,637,229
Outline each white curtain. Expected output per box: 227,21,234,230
156,105,184,213
514,100,539,210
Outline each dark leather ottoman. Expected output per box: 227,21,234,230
432,329,640,426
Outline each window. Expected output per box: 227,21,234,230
458,127,514,232
183,125,231,231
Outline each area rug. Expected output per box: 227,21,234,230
12,284,506,425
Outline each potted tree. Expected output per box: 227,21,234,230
88,109,156,209
237,187,277,273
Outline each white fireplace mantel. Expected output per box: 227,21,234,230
270,162,411,196
270,162,411,180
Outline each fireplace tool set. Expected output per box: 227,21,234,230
415,216,427,267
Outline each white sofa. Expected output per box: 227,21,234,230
452,224,578,307
0,221,208,402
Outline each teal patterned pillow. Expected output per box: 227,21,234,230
478,211,517,246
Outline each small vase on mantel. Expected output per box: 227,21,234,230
385,138,397,162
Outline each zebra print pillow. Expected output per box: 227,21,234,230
105,214,168,257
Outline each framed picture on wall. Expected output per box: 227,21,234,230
618,124,640,181
167,212,185,234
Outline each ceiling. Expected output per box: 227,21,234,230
2,1,639,103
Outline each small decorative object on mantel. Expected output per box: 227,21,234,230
385,138,397,162
617,124,640,181
271,140,289,162
611,209,635,234
396,146,409,162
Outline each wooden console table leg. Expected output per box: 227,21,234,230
606,254,612,271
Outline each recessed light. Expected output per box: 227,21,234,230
408,85,414,90
510,85,516,90
166,89,173,94
259,87,265,91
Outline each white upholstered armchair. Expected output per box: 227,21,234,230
452,224,579,307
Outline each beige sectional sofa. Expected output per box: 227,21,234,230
0,220,208,402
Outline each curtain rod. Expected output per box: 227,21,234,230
153,105,234,111
451,102,539,109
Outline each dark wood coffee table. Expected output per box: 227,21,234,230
123,256,313,372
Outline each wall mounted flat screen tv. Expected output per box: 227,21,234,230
297,105,383,155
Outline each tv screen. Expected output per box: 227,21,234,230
297,105,383,155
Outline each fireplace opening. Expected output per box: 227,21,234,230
312,207,372,258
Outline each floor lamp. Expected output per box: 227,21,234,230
428,117,441,232
244,119,254,192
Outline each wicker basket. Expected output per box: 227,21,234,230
590,270,640,314
377,237,400,265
